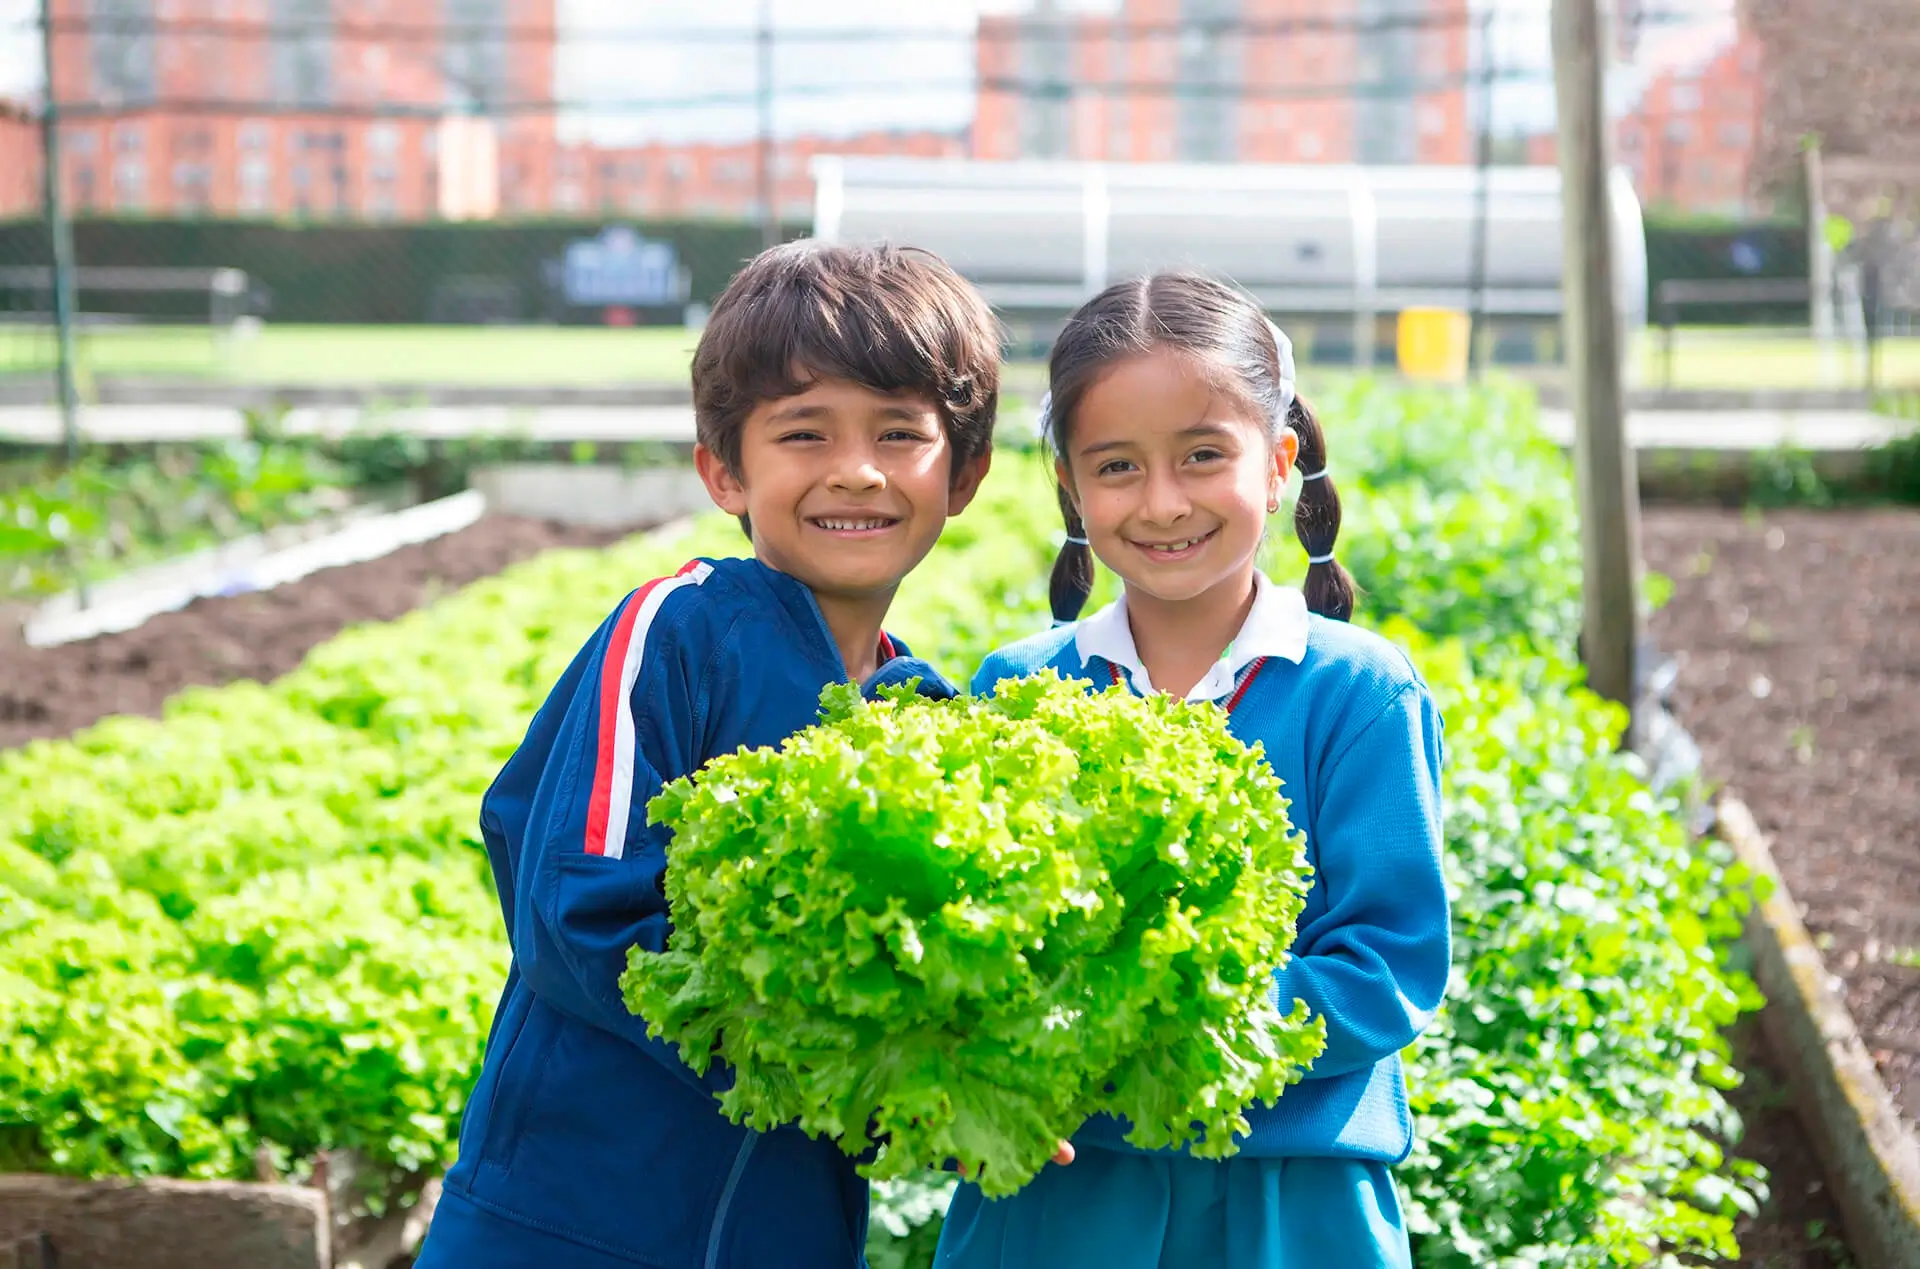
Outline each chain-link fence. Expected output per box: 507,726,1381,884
0,0,1915,408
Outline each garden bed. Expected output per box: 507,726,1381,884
1645,507,1920,1130
0,384,1806,1267
0,514,629,750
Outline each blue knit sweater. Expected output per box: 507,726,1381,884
973,613,1450,1163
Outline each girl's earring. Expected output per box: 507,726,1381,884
1267,495,1281,514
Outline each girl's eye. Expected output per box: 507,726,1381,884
1187,447,1226,464
1096,459,1137,477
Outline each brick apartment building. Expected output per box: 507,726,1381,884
1621,28,1764,214
0,100,36,214
974,0,1473,166
547,131,967,224
28,0,557,219
1525,24,1764,214
3,0,962,222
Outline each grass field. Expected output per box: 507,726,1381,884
0,323,702,388
2,320,1917,392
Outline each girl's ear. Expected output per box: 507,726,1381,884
1054,458,1082,517
1271,427,1300,509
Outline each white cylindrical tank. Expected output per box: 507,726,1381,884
812,156,1648,338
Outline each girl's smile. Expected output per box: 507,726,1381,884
1061,349,1291,612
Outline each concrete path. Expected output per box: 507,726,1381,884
1,402,1911,453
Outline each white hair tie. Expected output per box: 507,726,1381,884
1301,466,1330,483
1265,318,1298,419
1064,535,1089,546
1307,551,1336,565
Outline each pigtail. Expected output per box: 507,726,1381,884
1289,395,1357,622
1049,481,1095,625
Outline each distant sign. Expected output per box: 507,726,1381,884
556,227,689,308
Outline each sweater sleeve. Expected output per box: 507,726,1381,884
1272,681,1451,1080
479,565,728,1095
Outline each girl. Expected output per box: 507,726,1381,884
938,273,1450,1269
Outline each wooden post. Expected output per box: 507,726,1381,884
1551,0,1641,719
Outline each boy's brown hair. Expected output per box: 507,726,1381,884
690,241,1001,479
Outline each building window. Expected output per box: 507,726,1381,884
368,123,399,155
173,161,213,213
241,121,270,151
1718,121,1750,149
1669,83,1701,111
239,157,272,213
65,129,99,156
74,164,97,211
113,158,146,210
114,123,146,154
715,158,750,183
1665,120,1692,144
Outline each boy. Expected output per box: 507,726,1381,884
415,241,999,1269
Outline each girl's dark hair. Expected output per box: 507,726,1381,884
1045,272,1356,625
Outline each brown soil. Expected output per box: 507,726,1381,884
1645,508,1920,1131
1647,506,1920,1268
1726,1019,1856,1267
0,515,631,751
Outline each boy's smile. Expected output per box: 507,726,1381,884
695,374,987,676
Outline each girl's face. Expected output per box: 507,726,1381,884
1058,348,1296,608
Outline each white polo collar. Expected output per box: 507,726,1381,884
1072,571,1309,703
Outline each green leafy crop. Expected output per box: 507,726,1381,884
621,673,1326,1197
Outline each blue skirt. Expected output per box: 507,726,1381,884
933,1150,1411,1269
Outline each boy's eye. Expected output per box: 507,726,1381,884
778,430,826,443
880,428,931,443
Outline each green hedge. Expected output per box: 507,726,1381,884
0,212,1812,328
1644,214,1808,324
0,217,807,325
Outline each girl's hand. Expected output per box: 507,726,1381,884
946,1140,1076,1180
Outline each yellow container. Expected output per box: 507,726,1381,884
1396,308,1471,382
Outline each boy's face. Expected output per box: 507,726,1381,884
695,375,988,604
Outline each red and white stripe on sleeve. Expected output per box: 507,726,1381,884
583,559,714,860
